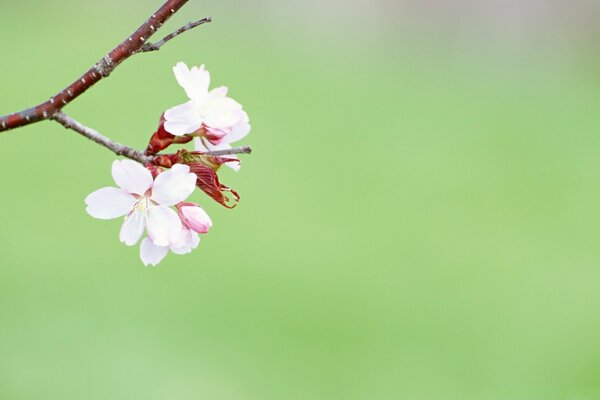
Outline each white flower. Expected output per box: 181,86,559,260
164,62,251,170
85,160,197,247
140,202,212,266
139,227,201,267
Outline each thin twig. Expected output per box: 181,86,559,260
0,0,208,132
202,146,252,157
140,17,212,52
53,112,153,164
52,112,252,164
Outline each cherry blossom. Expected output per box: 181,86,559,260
163,62,251,170
139,202,212,266
139,227,200,266
85,160,197,247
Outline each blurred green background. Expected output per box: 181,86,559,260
2,0,600,398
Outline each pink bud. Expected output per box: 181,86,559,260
177,202,212,234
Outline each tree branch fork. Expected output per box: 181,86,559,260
0,1,250,162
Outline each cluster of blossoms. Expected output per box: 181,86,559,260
85,62,250,266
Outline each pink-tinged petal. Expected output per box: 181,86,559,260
170,227,196,255
178,203,212,233
204,126,229,142
164,101,202,136
85,187,136,219
173,62,210,100
140,237,169,266
119,209,146,246
111,159,153,195
151,164,197,206
203,97,243,129
146,205,182,246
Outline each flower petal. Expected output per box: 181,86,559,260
164,101,202,136
170,227,196,255
203,97,243,129
85,187,136,219
173,62,210,101
151,164,197,206
140,237,169,266
193,137,207,152
209,86,228,99
120,209,145,246
112,159,153,195
146,205,182,246
191,232,200,249
225,111,251,143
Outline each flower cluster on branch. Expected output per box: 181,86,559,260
87,63,251,265
0,0,253,267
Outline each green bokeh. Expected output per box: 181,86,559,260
2,1,600,399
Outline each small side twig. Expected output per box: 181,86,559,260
203,146,252,157
140,17,213,52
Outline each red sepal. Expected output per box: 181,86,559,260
145,114,193,155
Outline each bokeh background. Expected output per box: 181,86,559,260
2,0,600,398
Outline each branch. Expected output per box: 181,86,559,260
0,0,208,132
52,112,252,164
139,18,212,52
53,112,152,164
2,1,251,167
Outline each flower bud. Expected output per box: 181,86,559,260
177,202,212,234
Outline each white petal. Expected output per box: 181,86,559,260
225,111,251,143
203,97,243,129
140,237,169,266
146,205,182,246
151,164,197,206
193,137,208,152
191,232,200,249
209,86,228,99
173,62,210,100
112,159,153,195
85,187,136,219
164,101,202,136
170,227,195,255
119,209,146,246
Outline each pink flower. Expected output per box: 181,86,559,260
85,160,197,247
164,62,250,170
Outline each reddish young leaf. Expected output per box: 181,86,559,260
188,162,240,208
